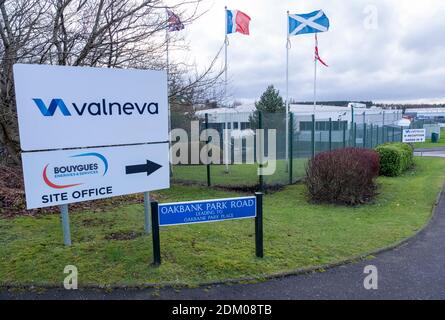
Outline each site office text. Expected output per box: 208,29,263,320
42,187,113,205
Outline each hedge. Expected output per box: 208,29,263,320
375,143,414,177
305,148,380,205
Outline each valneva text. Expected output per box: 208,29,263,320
33,98,160,117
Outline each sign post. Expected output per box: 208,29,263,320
13,64,170,246
151,201,161,266
14,64,169,151
255,193,264,258
21,144,169,209
403,129,426,143
150,195,264,266
60,204,72,246
144,192,151,234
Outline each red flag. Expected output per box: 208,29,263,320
167,9,184,32
315,34,328,67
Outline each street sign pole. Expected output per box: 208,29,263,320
255,193,264,258
151,201,161,266
60,205,71,246
144,192,151,234
152,195,263,264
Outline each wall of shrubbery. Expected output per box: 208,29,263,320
305,148,380,205
305,143,415,205
375,143,414,177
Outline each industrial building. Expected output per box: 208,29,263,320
196,103,403,133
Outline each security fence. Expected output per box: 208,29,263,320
170,109,405,191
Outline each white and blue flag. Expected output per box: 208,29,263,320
289,10,330,36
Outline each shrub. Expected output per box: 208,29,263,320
375,143,414,177
305,148,380,205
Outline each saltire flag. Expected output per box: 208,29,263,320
289,10,330,36
167,9,184,32
315,34,328,67
226,9,251,35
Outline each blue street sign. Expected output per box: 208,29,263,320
158,197,257,226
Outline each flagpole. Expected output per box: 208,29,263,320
166,31,170,87
313,33,318,157
166,9,173,174
313,34,318,114
224,6,228,102
224,6,229,173
285,11,290,173
166,13,170,124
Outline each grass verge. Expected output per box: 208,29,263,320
1,157,444,287
414,128,445,149
172,159,309,187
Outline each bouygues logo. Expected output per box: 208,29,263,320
33,98,159,117
43,153,109,189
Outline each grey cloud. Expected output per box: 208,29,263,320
182,0,445,103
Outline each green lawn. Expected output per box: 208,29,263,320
172,159,309,187
1,157,444,287
414,128,445,149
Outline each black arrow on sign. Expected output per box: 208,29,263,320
125,160,162,176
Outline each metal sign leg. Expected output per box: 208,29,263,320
255,193,264,258
151,201,161,266
60,205,72,246
144,192,151,234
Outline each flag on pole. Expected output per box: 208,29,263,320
167,9,184,32
288,10,330,36
315,34,328,67
226,9,251,35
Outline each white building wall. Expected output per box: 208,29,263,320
196,104,403,128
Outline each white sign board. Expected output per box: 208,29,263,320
14,64,168,151
403,129,426,143
22,143,170,209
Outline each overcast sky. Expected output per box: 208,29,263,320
173,0,445,104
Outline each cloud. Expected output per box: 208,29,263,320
176,0,445,103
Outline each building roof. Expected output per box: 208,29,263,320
195,103,401,123
407,108,445,114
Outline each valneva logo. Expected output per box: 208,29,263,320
43,153,109,189
33,98,159,117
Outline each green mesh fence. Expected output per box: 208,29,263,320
170,108,409,191
170,112,208,186
208,111,260,188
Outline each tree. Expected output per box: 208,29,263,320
0,0,223,165
255,85,285,113
250,85,285,129
0,0,49,164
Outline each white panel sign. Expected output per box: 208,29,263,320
14,64,168,151
22,143,170,209
403,129,426,143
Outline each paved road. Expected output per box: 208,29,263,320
415,151,445,158
2,151,445,300
415,147,445,152
415,147,445,158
